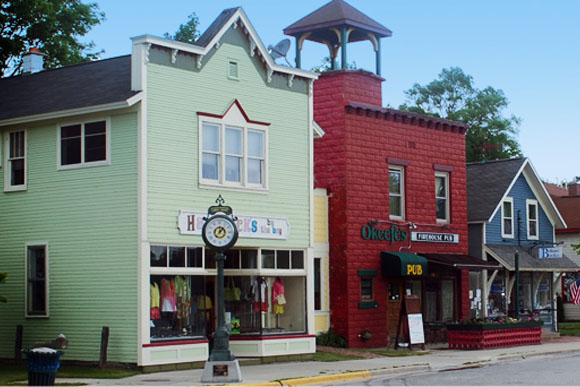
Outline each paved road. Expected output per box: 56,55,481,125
328,350,580,386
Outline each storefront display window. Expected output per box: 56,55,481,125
488,274,506,317
149,246,307,341
389,280,400,301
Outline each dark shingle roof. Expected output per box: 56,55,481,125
487,244,579,271
0,55,137,122
466,158,527,222
553,196,580,231
196,8,240,48
284,0,392,38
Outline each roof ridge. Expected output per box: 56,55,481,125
0,55,131,81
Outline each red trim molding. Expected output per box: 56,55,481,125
197,99,271,126
143,339,208,348
230,334,315,341
556,228,580,234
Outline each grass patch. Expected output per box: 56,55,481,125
350,348,429,357
312,352,365,362
0,363,140,386
559,322,580,336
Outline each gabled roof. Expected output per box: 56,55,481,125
486,244,579,271
467,157,566,229
0,56,140,125
132,8,317,82
284,0,392,38
553,196,580,232
467,158,526,222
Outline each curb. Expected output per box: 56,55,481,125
237,364,431,386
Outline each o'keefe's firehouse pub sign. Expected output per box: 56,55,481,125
411,231,459,244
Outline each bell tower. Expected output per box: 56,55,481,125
283,0,391,76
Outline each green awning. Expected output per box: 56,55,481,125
381,251,428,277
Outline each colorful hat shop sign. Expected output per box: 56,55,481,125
361,221,408,244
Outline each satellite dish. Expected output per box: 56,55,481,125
268,38,291,66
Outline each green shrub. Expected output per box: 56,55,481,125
316,329,347,348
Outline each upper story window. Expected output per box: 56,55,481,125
501,197,514,238
389,166,405,219
4,130,26,191
435,171,449,223
26,244,48,317
58,120,109,168
199,101,269,190
527,199,539,240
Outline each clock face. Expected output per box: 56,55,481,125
202,215,238,250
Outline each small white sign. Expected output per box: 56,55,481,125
178,211,290,240
539,247,562,259
407,313,425,344
411,231,459,244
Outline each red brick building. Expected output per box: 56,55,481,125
285,0,495,347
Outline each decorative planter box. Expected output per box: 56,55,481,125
446,322,543,349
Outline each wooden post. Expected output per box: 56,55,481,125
15,325,23,363
99,326,110,368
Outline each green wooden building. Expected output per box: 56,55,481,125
0,8,320,367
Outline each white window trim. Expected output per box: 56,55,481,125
56,118,111,170
199,115,268,192
25,243,49,318
501,197,515,239
389,166,405,220
526,198,539,240
435,171,450,223
4,129,27,192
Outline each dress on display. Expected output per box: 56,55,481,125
272,277,286,314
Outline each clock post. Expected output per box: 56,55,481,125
200,195,243,383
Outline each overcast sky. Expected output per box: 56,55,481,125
84,0,580,184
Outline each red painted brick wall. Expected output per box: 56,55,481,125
314,70,470,347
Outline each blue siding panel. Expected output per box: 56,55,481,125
485,175,554,245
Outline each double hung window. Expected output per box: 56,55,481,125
389,166,405,219
59,120,108,168
527,199,539,240
201,120,267,189
5,130,26,190
501,197,514,238
435,172,449,223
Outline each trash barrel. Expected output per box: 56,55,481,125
22,348,63,386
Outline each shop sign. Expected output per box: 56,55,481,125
361,223,408,244
538,247,562,259
178,211,290,240
411,231,459,244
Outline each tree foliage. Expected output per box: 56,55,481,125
311,56,357,73
164,13,200,44
1,0,105,77
573,239,580,255
399,67,522,162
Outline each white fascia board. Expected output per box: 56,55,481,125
487,159,529,223
131,9,318,81
313,120,325,138
0,94,143,128
523,161,567,229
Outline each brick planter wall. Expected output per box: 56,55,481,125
447,323,543,349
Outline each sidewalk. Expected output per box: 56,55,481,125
59,336,580,386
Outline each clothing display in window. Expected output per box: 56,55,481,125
272,277,286,314
197,295,213,319
252,277,268,312
160,278,177,312
150,282,161,320
174,276,191,321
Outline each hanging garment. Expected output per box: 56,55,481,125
160,278,177,312
150,282,161,319
252,278,269,312
197,295,213,320
272,278,286,306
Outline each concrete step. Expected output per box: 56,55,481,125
543,328,560,341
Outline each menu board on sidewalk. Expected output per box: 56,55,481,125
407,313,425,344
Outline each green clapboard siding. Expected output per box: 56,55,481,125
146,27,311,249
0,112,139,362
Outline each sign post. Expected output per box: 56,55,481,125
200,195,243,383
